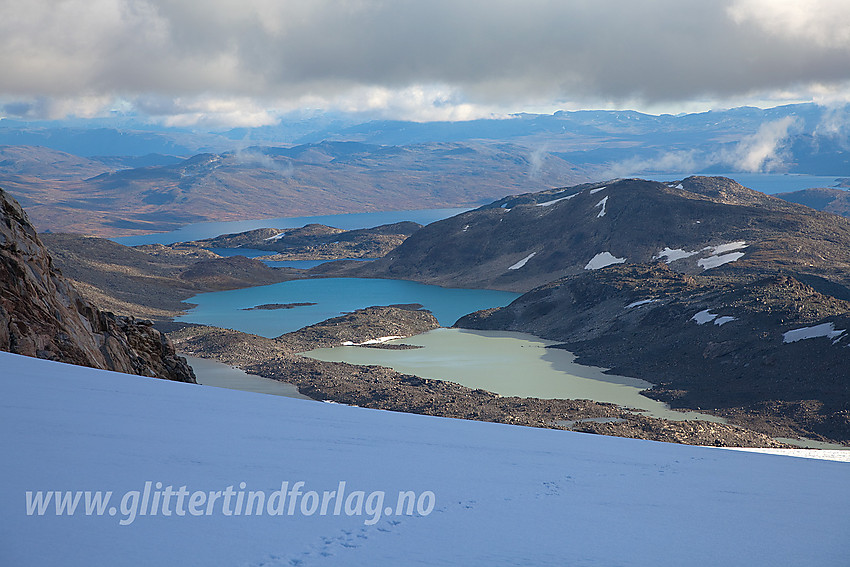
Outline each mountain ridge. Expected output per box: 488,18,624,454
342,176,850,294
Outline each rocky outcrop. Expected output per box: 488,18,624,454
177,255,293,289
176,221,423,261
0,188,195,382
774,186,850,218
276,304,440,352
456,263,850,442
170,305,441,359
42,233,298,321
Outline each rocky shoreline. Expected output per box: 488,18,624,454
168,306,792,448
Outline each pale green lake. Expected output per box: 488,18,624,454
303,328,725,423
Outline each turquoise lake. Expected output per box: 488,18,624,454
178,276,724,422
177,277,521,338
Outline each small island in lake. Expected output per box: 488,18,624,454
241,302,318,311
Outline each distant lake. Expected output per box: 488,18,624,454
176,277,520,337
642,172,844,194
113,207,471,246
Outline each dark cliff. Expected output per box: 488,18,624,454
0,188,195,382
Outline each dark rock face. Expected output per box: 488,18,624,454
0,187,195,382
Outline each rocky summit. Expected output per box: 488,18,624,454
0,187,195,382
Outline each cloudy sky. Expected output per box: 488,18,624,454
3,0,850,127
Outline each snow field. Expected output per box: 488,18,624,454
2,352,848,566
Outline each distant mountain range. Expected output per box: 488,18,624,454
0,141,593,235
2,102,850,236
4,103,850,170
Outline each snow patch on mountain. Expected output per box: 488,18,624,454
706,241,748,255
698,252,746,270
508,252,536,270
342,336,405,346
783,323,847,344
595,196,608,218
535,194,577,207
626,299,656,308
691,309,719,325
585,252,626,270
692,310,736,326
654,247,699,263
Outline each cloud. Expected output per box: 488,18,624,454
604,150,705,178
605,116,803,175
4,1,850,122
728,0,850,49
812,102,850,150
133,96,281,128
726,116,802,172
232,147,295,176
527,146,549,179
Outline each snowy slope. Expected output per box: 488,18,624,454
1,351,848,567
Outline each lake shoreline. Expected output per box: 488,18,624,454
302,327,728,423
167,306,793,448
